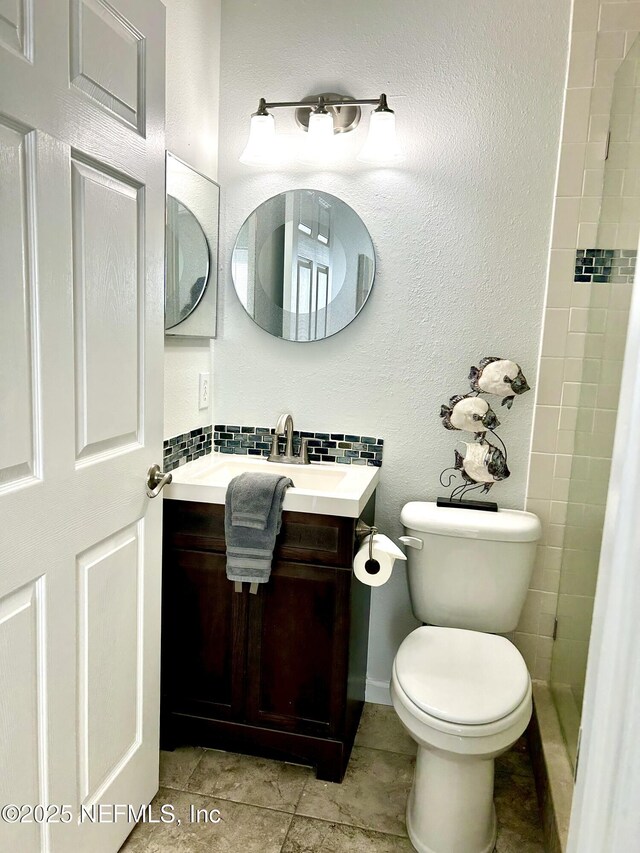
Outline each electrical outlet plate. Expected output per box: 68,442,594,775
199,373,210,410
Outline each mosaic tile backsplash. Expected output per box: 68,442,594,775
163,425,212,471
214,425,384,466
574,248,636,283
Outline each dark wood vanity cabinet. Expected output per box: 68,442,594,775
160,497,373,782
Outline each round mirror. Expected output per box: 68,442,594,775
165,195,210,330
231,189,375,341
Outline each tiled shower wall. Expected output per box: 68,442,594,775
516,0,640,679
551,39,638,726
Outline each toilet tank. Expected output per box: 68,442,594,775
400,501,541,633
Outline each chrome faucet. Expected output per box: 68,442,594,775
268,413,310,464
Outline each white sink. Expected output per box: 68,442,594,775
163,454,380,517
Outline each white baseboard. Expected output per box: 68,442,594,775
365,678,392,705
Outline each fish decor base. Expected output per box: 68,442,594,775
438,357,532,502
437,496,498,513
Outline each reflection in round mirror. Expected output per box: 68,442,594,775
231,189,375,342
165,195,210,330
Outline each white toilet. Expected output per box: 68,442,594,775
392,501,541,853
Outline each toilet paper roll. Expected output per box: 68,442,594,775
353,534,407,588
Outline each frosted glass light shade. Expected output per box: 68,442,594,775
357,109,402,164
239,113,278,165
298,111,334,165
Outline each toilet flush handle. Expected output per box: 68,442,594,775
399,536,423,550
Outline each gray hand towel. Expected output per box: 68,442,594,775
225,473,293,585
229,471,287,530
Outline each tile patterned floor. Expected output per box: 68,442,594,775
120,703,545,852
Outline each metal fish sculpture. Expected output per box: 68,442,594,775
469,357,530,408
453,440,510,493
440,394,500,435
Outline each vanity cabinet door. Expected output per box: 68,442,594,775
245,561,350,737
161,549,247,725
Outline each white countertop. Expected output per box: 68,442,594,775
163,454,380,518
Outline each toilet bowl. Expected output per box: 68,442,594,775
392,501,540,853
391,625,532,853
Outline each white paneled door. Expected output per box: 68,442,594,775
0,1,165,851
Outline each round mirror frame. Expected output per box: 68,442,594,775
165,195,211,330
231,188,376,342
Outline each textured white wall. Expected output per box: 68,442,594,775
164,0,221,439
216,0,571,699
163,338,213,439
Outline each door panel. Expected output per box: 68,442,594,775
78,524,142,804
0,580,45,852
246,562,348,736
0,120,38,488
163,549,246,721
0,0,32,59
70,0,144,133
0,1,165,850
71,157,141,462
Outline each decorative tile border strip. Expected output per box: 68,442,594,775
574,248,636,284
213,425,384,467
163,425,212,471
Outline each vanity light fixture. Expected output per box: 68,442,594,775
357,94,402,164
298,98,335,165
239,92,402,167
239,99,278,166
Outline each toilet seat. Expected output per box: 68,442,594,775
391,629,533,853
394,626,530,726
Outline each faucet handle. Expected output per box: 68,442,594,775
299,438,309,464
267,433,280,461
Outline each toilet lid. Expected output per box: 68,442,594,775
395,626,530,725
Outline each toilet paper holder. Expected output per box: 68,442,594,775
356,520,378,562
